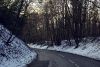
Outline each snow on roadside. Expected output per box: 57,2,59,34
28,38,100,60
0,25,37,67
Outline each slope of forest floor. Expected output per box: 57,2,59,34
28,38,100,61
0,25,37,67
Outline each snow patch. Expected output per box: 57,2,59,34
0,25,37,67
28,38,100,60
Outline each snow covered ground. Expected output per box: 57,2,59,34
0,25,37,67
28,38,100,61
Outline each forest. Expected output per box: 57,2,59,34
0,0,100,48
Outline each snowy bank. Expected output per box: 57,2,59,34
0,25,37,67
28,38,100,61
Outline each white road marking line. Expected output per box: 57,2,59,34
69,59,75,64
75,63,80,67
69,59,80,67
59,54,65,58
59,54,80,67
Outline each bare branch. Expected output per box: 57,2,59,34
89,0,100,8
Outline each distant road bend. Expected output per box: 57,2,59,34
28,49,100,67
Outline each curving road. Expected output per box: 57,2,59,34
28,49,100,67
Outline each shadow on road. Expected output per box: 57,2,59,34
28,60,49,67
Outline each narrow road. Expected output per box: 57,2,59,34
28,49,100,67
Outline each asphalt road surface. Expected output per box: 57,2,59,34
28,49,100,67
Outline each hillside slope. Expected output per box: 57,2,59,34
0,25,37,67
